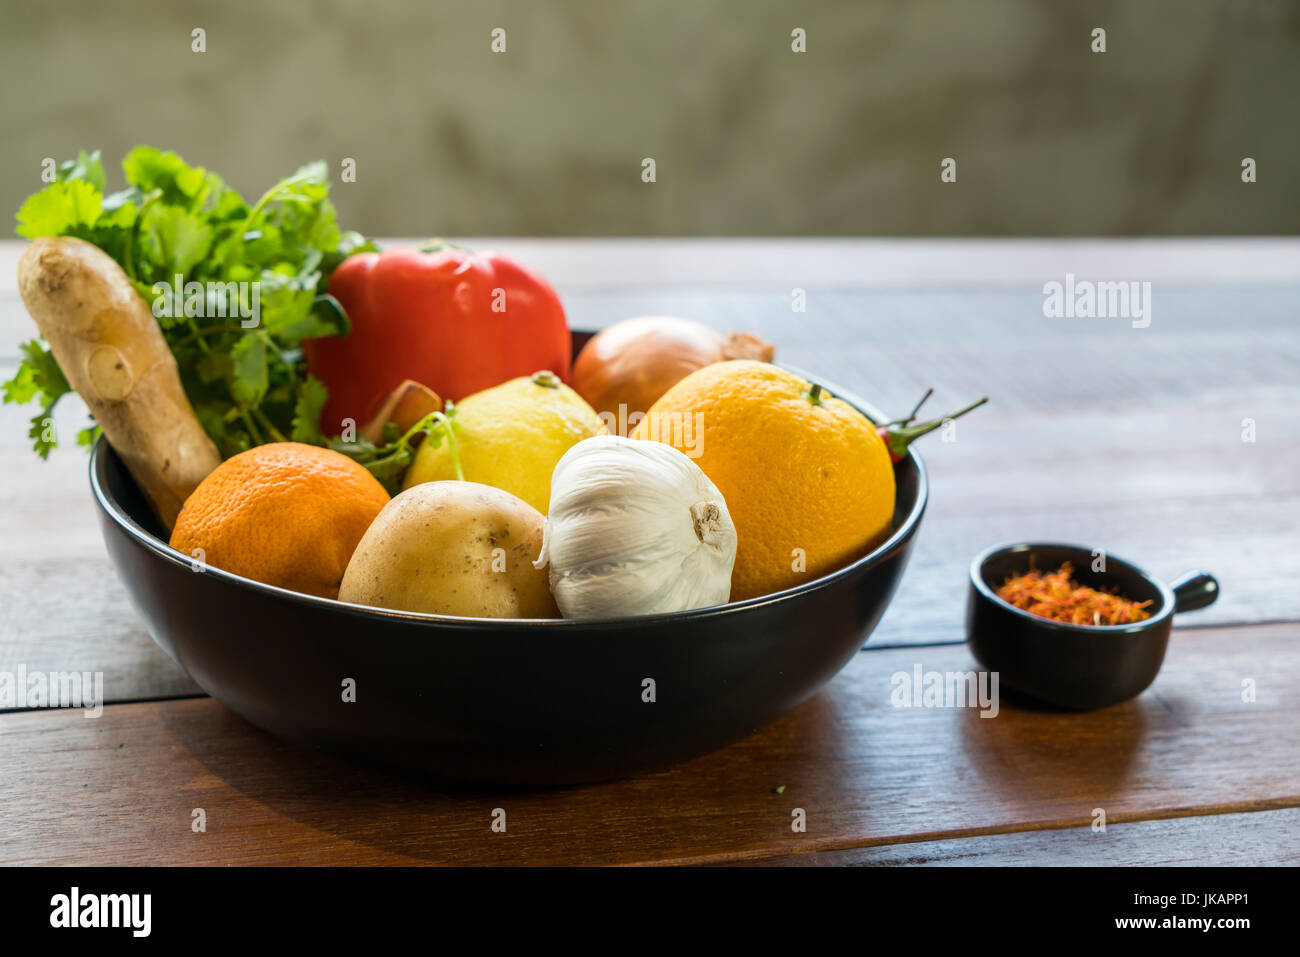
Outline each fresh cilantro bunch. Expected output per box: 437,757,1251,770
5,147,374,458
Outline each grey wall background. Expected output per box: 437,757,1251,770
2,0,1297,236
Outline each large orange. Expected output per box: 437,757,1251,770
170,442,389,599
632,360,895,601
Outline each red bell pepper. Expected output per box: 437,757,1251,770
303,244,571,434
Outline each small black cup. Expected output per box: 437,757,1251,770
966,542,1219,711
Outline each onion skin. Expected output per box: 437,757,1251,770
573,316,774,426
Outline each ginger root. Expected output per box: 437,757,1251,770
17,236,221,530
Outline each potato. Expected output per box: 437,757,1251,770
339,480,558,618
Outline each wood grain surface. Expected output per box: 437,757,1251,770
745,808,1300,866
0,623,1294,866
1,239,1297,864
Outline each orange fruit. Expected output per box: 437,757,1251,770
170,442,389,599
632,360,894,601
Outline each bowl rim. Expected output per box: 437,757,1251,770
91,372,929,630
969,540,1176,636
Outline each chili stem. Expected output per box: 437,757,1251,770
880,395,989,461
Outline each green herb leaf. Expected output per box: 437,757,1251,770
3,343,75,461
28,408,59,460
3,340,71,407
9,147,371,459
291,375,328,445
327,405,457,494
122,146,221,208
77,423,103,448
229,335,268,408
59,150,107,193
136,204,214,279
15,179,103,239
10,339,75,461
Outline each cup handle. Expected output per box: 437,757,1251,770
1169,571,1220,613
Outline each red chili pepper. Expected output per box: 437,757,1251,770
303,242,571,435
877,395,987,463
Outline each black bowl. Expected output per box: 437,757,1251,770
966,542,1219,711
89,361,928,787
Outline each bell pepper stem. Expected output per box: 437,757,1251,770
418,237,473,255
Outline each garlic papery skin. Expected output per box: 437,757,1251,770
535,434,737,618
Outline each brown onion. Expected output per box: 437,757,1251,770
572,316,774,429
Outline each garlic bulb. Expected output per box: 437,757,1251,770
535,434,737,618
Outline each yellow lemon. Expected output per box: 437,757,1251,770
404,371,606,513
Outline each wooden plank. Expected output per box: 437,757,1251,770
0,556,200,703
0,622,1295,865
0,397,200,701
744,808,1300,866
558,284,1300,421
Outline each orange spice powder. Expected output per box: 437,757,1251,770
996,561,1153,627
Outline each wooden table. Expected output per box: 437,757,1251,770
2,238,1298,866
